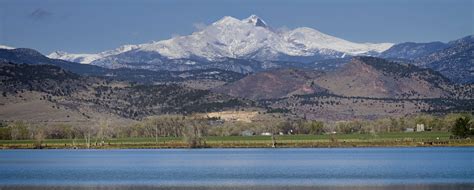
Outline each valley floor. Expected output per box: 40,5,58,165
1,132,472,149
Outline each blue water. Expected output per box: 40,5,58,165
0,147,473,187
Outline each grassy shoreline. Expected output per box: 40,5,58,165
1,132,473,149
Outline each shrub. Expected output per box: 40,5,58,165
451,117,472,138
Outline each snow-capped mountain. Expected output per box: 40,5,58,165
48,44,139,64
133,15,301,61
48,51,100,64
0,45,14,50
284,27,392,55
49,15,393,66
242,15,270,28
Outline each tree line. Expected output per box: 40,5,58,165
0,113,472,148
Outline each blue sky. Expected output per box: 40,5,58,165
0,0,472,54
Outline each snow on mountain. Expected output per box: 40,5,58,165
284,27,393,55
116,15,393,61
0,45,14,50
48,51,100,64
48,44,139,64
51,15,393,65
137,15,300,61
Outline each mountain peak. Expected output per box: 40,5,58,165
242,14,268,28
214,16,241,25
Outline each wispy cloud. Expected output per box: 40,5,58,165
28,8,52,20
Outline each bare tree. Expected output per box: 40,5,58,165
142,115,189,143
95,119,111,146
183,118,207,148
263,121,280,148
9,121,28,140
74,124,96,149
27,123,46,149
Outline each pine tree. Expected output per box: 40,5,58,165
451,117,471,138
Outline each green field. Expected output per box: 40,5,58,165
1,131,472,149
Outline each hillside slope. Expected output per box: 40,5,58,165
215,69,326,100
217,57,456,100
314,57,453,98
0,62,253,124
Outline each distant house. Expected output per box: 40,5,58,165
261,132,272,136
405,128,414,132
416,124,425,132
241,130,254,136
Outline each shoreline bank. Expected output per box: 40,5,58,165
1,139,472,149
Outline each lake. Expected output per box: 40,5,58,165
0,147,473,190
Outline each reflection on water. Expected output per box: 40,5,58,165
0,148,473,189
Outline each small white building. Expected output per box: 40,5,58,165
416,124,425,132
261,132,272,136
241,130,254,136
405,128,414,132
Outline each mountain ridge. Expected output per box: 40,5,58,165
47,15,393,66
380,35,473,83
0,48,246,86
